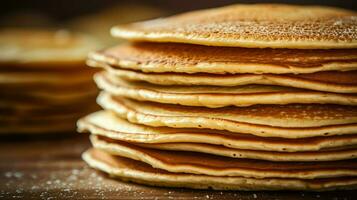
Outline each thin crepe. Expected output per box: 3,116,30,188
89,141,357,179
83,148,357,191
95,72,357,107
78,110,357,152
97,93,357,138
92,135,357,162
88,59,357,93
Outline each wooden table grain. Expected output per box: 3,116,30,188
0,133,356,200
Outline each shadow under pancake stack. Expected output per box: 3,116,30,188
0,29,99,134
78,4,357,190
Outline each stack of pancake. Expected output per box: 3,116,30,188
78,4,357,190
0,29,99,134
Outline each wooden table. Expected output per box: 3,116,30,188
1,133,356,200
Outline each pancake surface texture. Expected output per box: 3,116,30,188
111,4,357,49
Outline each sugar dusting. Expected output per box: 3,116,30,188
1,165,355,199
0,166,354,200
118,5,357,48
1,166,120,199
1,135,354,200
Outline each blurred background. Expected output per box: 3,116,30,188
1,0,356,47
1,0,356,20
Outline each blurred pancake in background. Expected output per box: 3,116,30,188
0,28,99,66
0,28,99,135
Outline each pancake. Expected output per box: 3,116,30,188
0,102,98,121
88,60,357,93
0,92,97,107
0,110,89,122
0,28,99,67
0,92,97,108
0,104,89,134
0,125,75,134
0,63,89,73
0,118,77,134
97,93,357,138
111,4,357,49
99,93,357,128
0,101,98,117
0,88,97,103
88,42,357,74
91,135,357,162
83,149,357,191
95,72,357,107
78,110,357,152
90,140,357,179
0,70,95,86
0,81,97,94
0,106,89,123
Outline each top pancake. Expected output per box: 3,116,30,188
0,28,99,67
111,4,357,49
89,43,357,74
